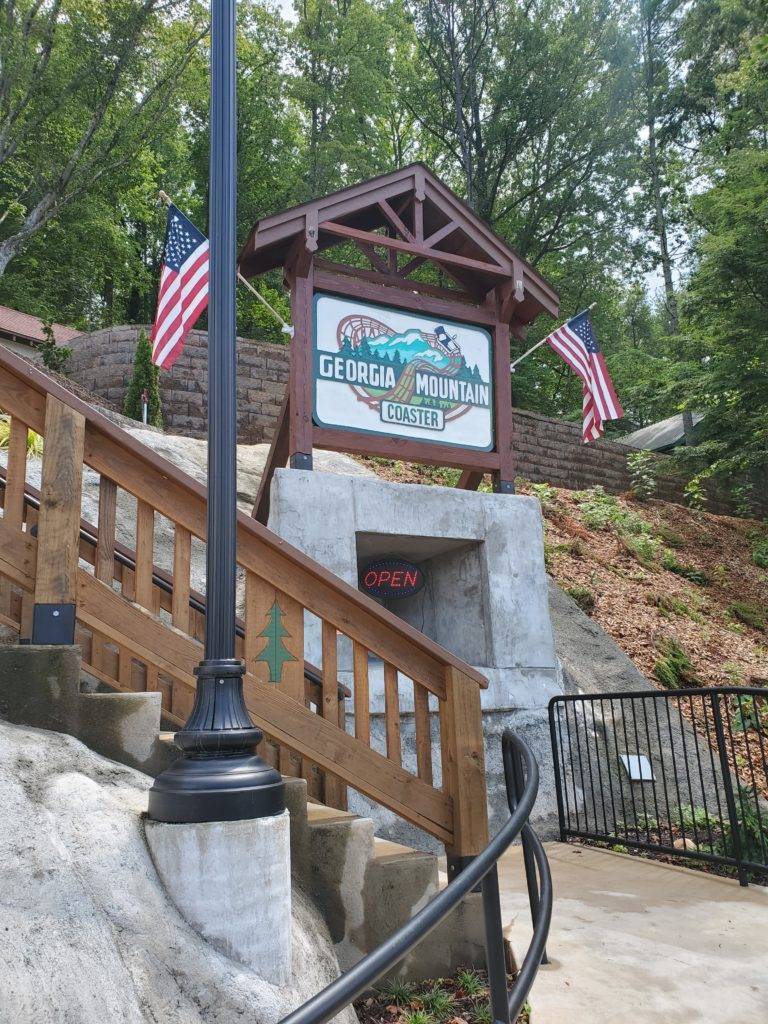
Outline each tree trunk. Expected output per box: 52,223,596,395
643,15,679,334
647,116,679,333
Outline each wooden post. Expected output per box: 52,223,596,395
287,239,315,469
32,396,85,643
440,666,489,867
492,316,515,493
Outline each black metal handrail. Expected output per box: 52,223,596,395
278,731,552,1024
549,687,768,886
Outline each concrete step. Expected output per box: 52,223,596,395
1,645,485,983
0,644,171,775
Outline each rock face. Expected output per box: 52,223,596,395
0,423,375,608
0,718,356,1024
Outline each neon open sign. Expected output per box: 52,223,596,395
360,558,426,600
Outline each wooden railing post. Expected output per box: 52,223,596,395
441,667,489,872
32,396,85,644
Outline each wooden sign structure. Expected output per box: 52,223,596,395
239,164,559,523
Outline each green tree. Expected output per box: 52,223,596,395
0,0,207,278
123,331,163,427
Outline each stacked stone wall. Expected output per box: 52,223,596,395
67,325,289,443
66,324,764,516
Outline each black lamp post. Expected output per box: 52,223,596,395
148,0,284,824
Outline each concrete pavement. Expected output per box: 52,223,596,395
499,843,768,1024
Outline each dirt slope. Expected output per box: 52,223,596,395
358,458,768,693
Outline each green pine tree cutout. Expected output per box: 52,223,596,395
257,600,296,684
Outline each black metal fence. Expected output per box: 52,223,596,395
549,687,768,886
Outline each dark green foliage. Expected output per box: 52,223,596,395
123,331,163,428
655,524,685,549
419,986,456,1021
653,638,700,689
566,585,596,615
627,450,658,501
377,978,414,1007
661,551,710,586
728,601,766,632
39,324,71,375
751,535,768,569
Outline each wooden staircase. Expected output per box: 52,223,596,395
0,345,489,861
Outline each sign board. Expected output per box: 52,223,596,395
360,558,426,600
313,293,494,451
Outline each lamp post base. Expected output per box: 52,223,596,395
147,659,285,824
148,750,285,824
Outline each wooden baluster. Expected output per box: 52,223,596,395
321,622,339,723
120,563,135,601
413,684,433,785
4,417,27,531
90,629,104,674
19,592,34,641
146,663,158,695
96,477,117,584
383,662,402,765
134,500,155,611
321,622,344,808
171,525,191,634
440,667,489,860
244,572,304,702
32,397,85,644
352,641,370,745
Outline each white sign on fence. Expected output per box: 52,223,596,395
313,293,494,451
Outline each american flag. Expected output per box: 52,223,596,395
151,204,209,370
544,310,623,442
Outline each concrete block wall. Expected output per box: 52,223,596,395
67,324,290,443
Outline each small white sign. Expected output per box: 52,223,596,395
620,754,655,782
313,293,494,451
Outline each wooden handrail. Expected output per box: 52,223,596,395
0,347,486,692
0,345,490,852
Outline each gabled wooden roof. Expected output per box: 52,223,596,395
238,163,559,325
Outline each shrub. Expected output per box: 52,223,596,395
0,415,43,457
661,550,710,585
751,535,768,569
378,978,414,1006
455,970,485,997
39,322,71,374
627,450,658,500
529,481,558,509
653,638,700,689
646,593,691,618
624,532,661,565
655,523,685,548
566,585,596,614
419,986,456,1020
728,601,766,632
576,486,652,537
123,330,163,427
683,475,707,511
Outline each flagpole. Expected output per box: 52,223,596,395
148,0,283,824
510,302,597,372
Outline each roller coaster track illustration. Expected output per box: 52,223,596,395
336,313,463,411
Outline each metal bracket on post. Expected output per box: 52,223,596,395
31,603,76,645
493,478,515,495
290,452,313,470
446,854,482,892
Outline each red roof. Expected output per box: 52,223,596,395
0,304,81,345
